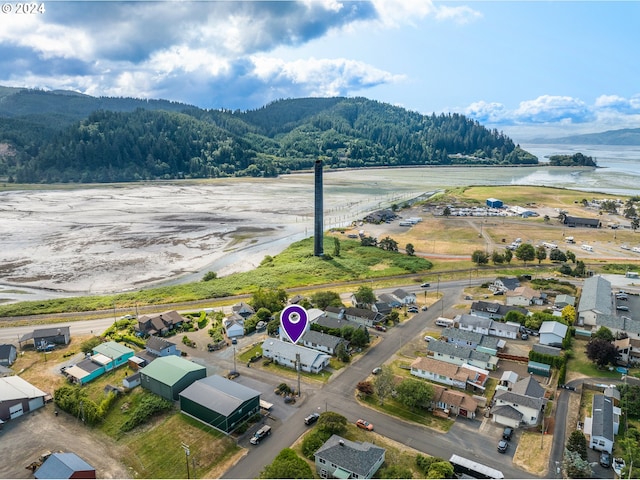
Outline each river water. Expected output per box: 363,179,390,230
0,144,638,303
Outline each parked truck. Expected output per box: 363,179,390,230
249,425,271,445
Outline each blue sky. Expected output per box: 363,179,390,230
1,0,639,142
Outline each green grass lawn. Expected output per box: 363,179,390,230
567,338,624,379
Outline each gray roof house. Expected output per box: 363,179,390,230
301,330,347,356
0,344,17,367
324,306,384,327
145,336,179,357
456,314,518,340
491,376,546,428
539,321,568,347
231,302,255,318
314,312,365,332
555,294,576,308
391,288,416,304
491,277,521,293
587,395,615,453
427,341,498,371
577,276,612,327
314,434,386,479
261,338,330,373
441,328,501,354
378,293,401,308
470,301,528,320
20,326,71,349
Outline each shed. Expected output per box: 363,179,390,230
140,356,207,401
0,376,47,420
179,375,260,433
35,452,96,479
527,361,551,377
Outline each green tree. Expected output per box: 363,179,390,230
386,310,400,325
350,327,370,347
373,365,395,405
471,249,489,265
379,236,399,251
202,271,217,281
354,285,376,307
317,411,347,436
301,430,330,459
333,237,341,257
310,291,343,309
80,336,102,354
566,250,576,263
259,448,313,479
443,206,451,217
252,288,287,312
592,326,614,342
566,430,588,461
549,248,567,262
406,243,415,256
515,243,535,265
574,260,586,277
586,338,618,367
536,245,547,264
562,448,592,478
427,462,455,479
504,248,513,264
395,378,434,411
335,342,350,362
491,251,504,264
378,465,414,479
504,310,527,324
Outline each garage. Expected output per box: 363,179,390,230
10,403,24,419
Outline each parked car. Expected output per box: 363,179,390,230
502,427,513,440
226,370,240,380
421,305,428,311
356,419,373,431
424,335,437,342
600,451,612,468
497,440,508,453
374,325,387,332
372,367,382,375
616,305,630,311
520,333,529,340
407,306,419,313
421,283,430,288
304,413,320,426
231,338,238,344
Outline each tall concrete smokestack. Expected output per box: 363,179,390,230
314,159,324,256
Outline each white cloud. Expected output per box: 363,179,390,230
369,0,480,27
434,5,483,24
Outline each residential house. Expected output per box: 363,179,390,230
301,330,348,356
430,384,478,419
456,314,518,340
231,302,255,319
539,321,568,347
145,336,180,357
180,375,260,433
427,340,498,371
577,276,612,327
135,310,185,336
506,286,544,306
410,356,489,391
491,277,520,294
314,434,386,479
34,452,96,479
615,337,640,366
595,314,640,339
0,344,17,367
140,355,207,401
20,326,71,350
289,294,305,305
470,301,529,321
491,376,547,428
63,342,135,385
372,302,393,316
0,375,47,421
224,314,245,338
377,293,401,308
324,306,384,327
440,328,501,355
261,338,330,373
585,395,615,453
313,313,365,333
554,294,576,308
391,288,416,305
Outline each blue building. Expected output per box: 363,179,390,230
486,198,503,208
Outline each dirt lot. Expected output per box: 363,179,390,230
0,405,130,479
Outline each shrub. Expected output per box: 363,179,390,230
119,393,173,433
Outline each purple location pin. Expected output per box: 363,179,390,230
280,305,309,344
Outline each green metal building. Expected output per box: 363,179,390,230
140,356,206,401
180,375,260,433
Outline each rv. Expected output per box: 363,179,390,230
582,245,593,252
435,317,455,328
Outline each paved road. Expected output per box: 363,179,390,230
222,281,535,479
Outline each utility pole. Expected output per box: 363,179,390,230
181,443,190,479
296,353,301,397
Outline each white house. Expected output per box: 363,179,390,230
539,321,568,347
585,395,615,453
577,276,612,327
491,376,546,428
224,315,245,338
261,338,330,373
410,356,489,391
427,341,498,371
506,286,544,306
391,288,416,305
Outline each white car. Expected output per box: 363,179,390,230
424,335,437,342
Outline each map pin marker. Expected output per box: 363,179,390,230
280,305,309,344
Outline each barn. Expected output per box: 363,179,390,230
180,375,260,433
140,356,206,401
0,376,47,421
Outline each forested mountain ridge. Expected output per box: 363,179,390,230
0,87,538,183
529,128,640,145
